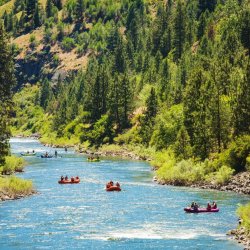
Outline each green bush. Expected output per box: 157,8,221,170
0,176,33,196
206,165,235,185
237,203,250,232
219,135,250,172
61,37,75,52
2,156,25,174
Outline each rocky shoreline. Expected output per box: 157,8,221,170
82,148,151,161
155,171,250,195
227,226,250,250
0,190,36,202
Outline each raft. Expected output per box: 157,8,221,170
184,207,219,213
58,179,80,184
21,152,36,156
106,186,121,192
41,155,53,158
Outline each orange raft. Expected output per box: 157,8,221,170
106,185,121,191
58,178,80,184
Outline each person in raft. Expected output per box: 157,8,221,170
71,177,75,182
211,201,217,209
190,202,195,208
116,182,120,187
65,175,68,180
75,176,79,180
193,202,199,211
207,202,211,211
61,175,64,181
106,181,114,188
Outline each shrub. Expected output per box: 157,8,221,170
212,165,234,185
52,54,60,67
2,156,25,174
29,34,38,50
0,176,33,196
61,37,75,52
237,203,250,232
219,135,250,172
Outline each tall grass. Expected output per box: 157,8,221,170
237,203,250,232
154,150,234,185
0,176,34,196
2,155,25,174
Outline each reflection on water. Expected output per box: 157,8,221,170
0,138,249,250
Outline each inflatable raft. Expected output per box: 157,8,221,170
58,179,80,184
41,155,53,158
106,186,121,191
184,207,219,213
21,152,36,156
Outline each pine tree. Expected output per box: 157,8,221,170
34,4,40,27
26,0,38,27
75,0,84,21
46,0,53,18
172,0,186,62
120,73,131,128
40,79,52,109
0,22,16,165
240,8,250,53
233,59,250,136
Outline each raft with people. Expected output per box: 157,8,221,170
41,152,53,158
41,154,53,158
21,151,36,156
106,181,121,191
184,207,219,213
184,201,219,213
58,176,80,184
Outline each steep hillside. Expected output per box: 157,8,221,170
3,0,250,186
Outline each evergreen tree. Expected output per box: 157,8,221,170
75,0,84,21
26,0,38,28
40,79,52,110
34,4,41,27
0,22,16,165
46,0,53,18
233,59,250,136
172,0,186,62
120,73,131,128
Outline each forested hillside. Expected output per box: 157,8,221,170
1,0,249,184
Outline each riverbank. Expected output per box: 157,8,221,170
20,137,249,195
0,188,36,201
155,171,250,194
0,176,35,202
228,226,250,249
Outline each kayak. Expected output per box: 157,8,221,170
106,186,121,192
184,207,219,213
41,155,53,158
21,152,36,156
58,179,80,184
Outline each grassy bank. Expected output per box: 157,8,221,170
0,176,34,199
0,156,35,201
237,203,250,234
0,155,26,174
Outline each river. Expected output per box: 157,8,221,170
0,138,249,250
